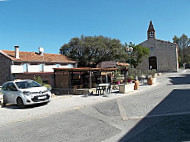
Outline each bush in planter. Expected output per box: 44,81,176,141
127,75,135,83
113,70,121,84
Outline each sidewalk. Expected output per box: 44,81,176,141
0,78,160,127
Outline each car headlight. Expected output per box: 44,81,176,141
23,91,31,96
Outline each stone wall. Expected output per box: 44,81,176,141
137,38,178,72
0,53,12,85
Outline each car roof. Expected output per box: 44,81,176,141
14,79,33,82
3,79,34,85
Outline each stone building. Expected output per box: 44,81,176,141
0,46,77,86
137,21,178,72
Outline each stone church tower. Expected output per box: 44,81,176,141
137,21,178,72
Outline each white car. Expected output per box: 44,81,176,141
1,80,51,108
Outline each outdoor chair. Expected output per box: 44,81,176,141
106,84,111,94
96,85,102,95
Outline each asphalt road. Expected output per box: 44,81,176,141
1,70,190,142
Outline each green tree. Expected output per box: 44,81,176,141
124,42,150,68
173,34,190,66
60,35,126,67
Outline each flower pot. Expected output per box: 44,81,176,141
116,81,120,84
147,77,157,85
134,80,140,90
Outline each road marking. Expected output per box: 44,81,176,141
116,98,129,121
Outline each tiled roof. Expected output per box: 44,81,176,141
54,67,118,71
116,62,130,66
97,61,130,68
0,50,76,63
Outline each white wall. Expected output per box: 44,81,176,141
28,64,40,72
11,63,75,73
59,64,73,68
44,65,57,72
11,65,24,73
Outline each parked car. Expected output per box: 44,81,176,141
185,64,190,69
1,80,51,108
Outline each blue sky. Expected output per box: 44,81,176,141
0,0,190,54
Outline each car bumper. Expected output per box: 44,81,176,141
23,94,51,105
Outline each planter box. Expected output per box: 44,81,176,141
119,83,135,93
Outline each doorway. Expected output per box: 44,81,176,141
149,56,157,70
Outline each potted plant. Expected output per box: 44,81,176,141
113,70,121,84
147,69,157,85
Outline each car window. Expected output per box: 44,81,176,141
16,80,41,89
7,83,17,91
2,83,8,91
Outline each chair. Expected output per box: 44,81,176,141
96,85,102,96
107,84,111,94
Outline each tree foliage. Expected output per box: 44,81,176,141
124,42,150,68
173,34,190,66
60,35,149,68
60,35,127,67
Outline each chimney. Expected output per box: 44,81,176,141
14,45,20,59
38,47,44,56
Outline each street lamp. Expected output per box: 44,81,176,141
126,46,133,67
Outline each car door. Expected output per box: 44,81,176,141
6,83,18,104
1,83,9,103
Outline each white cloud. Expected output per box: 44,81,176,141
0,0,9,1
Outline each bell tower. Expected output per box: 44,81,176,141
147,21,155,39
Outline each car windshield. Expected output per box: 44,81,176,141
15,80,42,89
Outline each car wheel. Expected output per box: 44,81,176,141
17,97,25,109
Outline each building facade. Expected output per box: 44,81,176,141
137,21,178,72
0,46,77,86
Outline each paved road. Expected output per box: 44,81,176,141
1,70,190,142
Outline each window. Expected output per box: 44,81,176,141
56,64,60,68
150,47,154,51
2,83,8,91
7,83,17,91
39,64,44,72
16,80,41,89
23,63,28,72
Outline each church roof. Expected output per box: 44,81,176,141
138,38,177,47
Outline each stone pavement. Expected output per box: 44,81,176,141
0,76,160,127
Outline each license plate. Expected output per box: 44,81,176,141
38,96,46,99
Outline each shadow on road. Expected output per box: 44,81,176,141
169,74,190,85
119,89,190,142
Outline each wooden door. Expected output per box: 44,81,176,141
149,56,157,70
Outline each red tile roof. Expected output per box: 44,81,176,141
54,67,118,71
1,50,76,63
